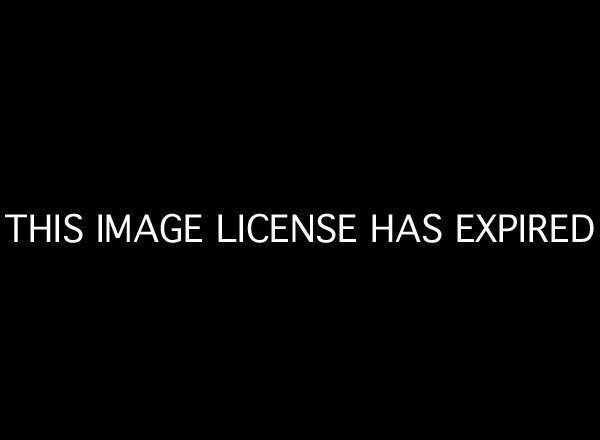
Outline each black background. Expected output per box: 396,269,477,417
1,6,597,434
